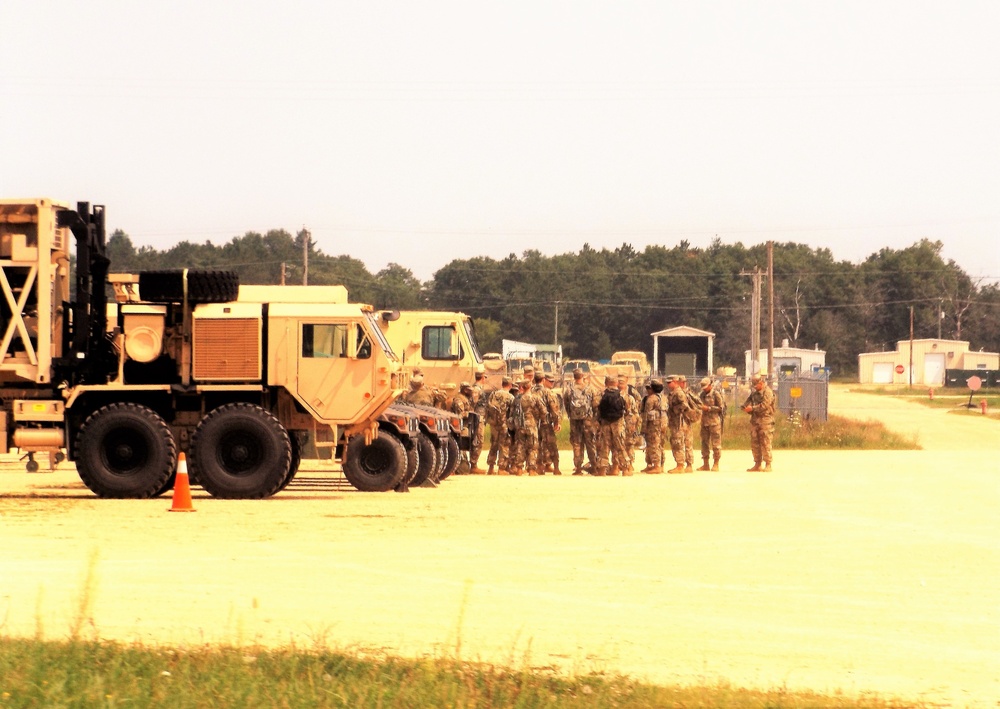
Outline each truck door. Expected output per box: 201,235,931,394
296,321,375,423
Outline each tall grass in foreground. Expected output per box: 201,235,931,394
549,413,918,452
0,638,927,709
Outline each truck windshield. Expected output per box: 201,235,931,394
365,312,398,360
462,319,483,363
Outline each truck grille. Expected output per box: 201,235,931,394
193,318,261,381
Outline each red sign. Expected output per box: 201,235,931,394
895,364,905,374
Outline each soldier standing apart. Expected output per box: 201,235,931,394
449,382,475,473
401,374,435,407
485,377,514,475
641,379,664,473
743,374,776,471
665,375,691,473
698,377,725,471
596,375,630,476
469,368,491,474
538,373,562,473
511,380,546,475
565,368,596,475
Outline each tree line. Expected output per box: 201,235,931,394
105,229,999,375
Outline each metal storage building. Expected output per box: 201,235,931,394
650,326,714,377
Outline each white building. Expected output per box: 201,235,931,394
745,340,827,378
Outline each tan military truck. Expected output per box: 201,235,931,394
0,198,404,498
609,350,651,381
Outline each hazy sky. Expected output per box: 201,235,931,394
3,1,998,282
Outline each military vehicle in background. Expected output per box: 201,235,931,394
609,350,651,381
0,198,404,498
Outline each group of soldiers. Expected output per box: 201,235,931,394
399,364,777,476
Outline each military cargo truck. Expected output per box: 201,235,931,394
0,198,404,498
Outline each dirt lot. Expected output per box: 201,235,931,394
1,385,998,707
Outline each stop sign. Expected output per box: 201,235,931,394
968,375,982,391
895,364,905,374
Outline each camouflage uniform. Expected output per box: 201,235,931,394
743,377,776,470
401,381,435,407
619,379,641,473
641,384,664,471
564,375,596,474
469,375,492,471
596,381,630,475
680,377,697,468
698,379,725,470
486,383,514,473
510,384,546,474
500,387,523,472
665,380,691,472
534,376,562,473
450,386,474,473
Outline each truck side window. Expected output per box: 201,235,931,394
303,324,348,358
356,324,372,359
422,325,461,360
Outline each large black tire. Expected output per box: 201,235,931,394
409,432,438,487
402,436,419,486
189,403,291,499
274,431,303,494
139,270,240,304
343,430,407,492
438,434,461,481
75,403,177,499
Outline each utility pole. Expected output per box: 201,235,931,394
767,241,774,381
280,262,286,286
301,228,311,286
938,298,943,339
909,305,915,389
553,301,560,346
741,267,763,376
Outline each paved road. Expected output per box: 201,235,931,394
1,385,997,707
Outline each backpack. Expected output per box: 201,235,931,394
683,389,702,424
598,388,625,422
509,394,526,431
566,384,592,420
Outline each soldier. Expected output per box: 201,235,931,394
743,374,776,471
665,375,692,473
485,377,514,475
535,373,562,474
564,368,597,475
400,374,435,407
469,368,492,473
641,379,664,473
434,382,457,410
450,382,475,473
618,374,641,474
698,377,725,471
596,375,630,476
509,379,545,475
501,380,525,474
679,375,699,472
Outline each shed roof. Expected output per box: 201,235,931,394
650,325,715,338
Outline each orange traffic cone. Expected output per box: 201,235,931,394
169,452,195,512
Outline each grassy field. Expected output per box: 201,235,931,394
549,411,918,453
856,385,999,420
0,638,928,709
